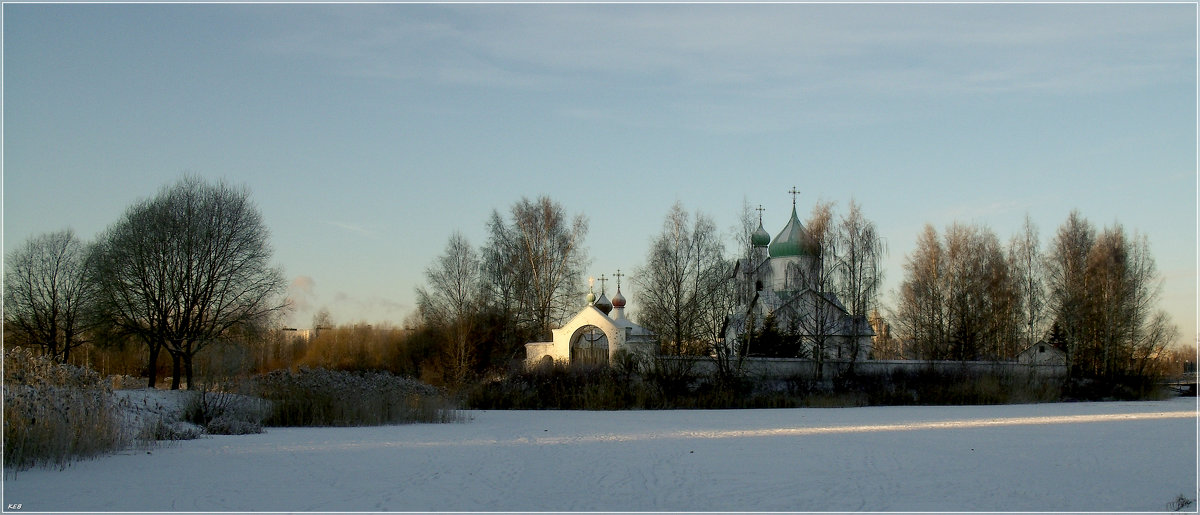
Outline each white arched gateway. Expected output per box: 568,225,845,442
525,284,656,368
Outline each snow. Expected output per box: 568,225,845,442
4,397,1196,513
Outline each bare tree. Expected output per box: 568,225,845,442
311,308,334,331
895,222,1018,361
1008,214,1046,350
798,200,838,378
91,176,288,389
1078,224,1176,378
1046,210,1095,376
635,202,729,356
4,229,97,362
832,199,885,372
481,196,589,341
895,224,949,360
416,231,482,386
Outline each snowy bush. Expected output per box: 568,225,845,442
136,416,203,441
202,414,262,436
183,382,270,435
3,347,129,472
252,367,457,426
110,374,147,390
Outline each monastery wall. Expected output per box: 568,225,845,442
659,357,1068,379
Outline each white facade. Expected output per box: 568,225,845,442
1017,341,1067,366
524,294,657,368
723,202,874,362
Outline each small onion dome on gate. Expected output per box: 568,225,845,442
751,220,771,248
586,291,596,306
594,292,613,315
612,288,626,309
768,206,820,258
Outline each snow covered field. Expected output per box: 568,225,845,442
4,397,1196,513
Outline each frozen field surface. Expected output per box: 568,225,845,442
4,397,1196,513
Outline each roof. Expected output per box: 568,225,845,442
768,206,820,258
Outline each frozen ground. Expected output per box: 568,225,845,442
3,397,1196,513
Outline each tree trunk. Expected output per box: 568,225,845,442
183,350,194,391
146,341,162,388
170,351,183,390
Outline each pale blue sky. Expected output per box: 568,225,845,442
4,3,1195,346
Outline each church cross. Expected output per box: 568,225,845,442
788,187,800,207
755,204,765,223
613,269,624,289
597,274,608,294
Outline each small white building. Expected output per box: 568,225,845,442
525,283,657,368
1017,341,1067,366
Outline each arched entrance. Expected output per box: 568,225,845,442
570,325,610,366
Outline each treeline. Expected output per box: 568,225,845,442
5,175,1184,397
5,176,287,389
890,211,1179,383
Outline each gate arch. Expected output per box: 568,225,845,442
570,324,617,366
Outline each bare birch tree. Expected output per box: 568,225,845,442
1008,214,1046,350
896,222,1018,361
635,202,729,356
799,201,837,378
416,231,482,385
833,199,885,371
1046,210,1095,376
481,196,588,342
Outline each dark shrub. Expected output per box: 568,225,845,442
252,367,457,426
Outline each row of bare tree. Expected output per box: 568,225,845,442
414,196,887,383
5,176,288,388
415,196,589,385
893,211,1177,379
629,199,885,381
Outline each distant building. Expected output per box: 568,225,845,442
1017,341,1067,366
280,327,315,341
722,195,873,362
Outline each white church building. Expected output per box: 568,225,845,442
722,196,874,362
524,276,657,368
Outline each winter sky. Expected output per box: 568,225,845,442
3,3,1196,346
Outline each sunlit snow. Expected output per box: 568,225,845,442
4,398,1196,512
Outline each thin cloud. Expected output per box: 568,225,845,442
323,221,381,240
249,4,1191,136
254,4,1191,96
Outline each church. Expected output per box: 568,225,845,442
722,194,874,362
524,274,657,368
524,193,872,369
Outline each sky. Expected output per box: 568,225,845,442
3,3,1196,347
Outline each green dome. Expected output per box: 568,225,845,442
751,221,771,247
768,206,820,258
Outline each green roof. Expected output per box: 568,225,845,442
750,221,771,247
768,206,819,258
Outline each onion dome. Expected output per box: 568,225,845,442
612,288,626,309
586,291,596,306
751,220,771,248
594,292,613,315
768,206,820,258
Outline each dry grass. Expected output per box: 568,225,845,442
4,347,130,473
252,367,458,426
